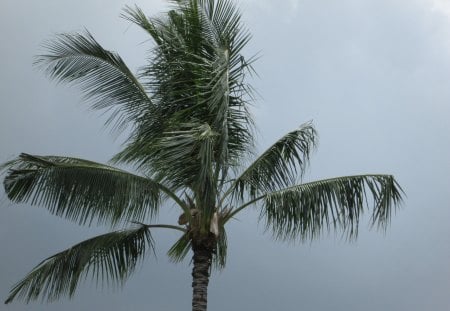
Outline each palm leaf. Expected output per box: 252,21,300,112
118,0,255,178
5,224,153,304
148,124,217,187
121,5,165,46
167,232,192,263
225,122,317,201
151,123,218,226
260,174,403,240
167,224,228,270
212,224,228,269
34,31,152,132
3,153,162,226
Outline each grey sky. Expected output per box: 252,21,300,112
1,0,449,310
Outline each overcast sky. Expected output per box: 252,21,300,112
1,0,450,310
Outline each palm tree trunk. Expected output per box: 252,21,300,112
191,236,214,311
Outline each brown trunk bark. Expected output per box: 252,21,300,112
191,236,214,311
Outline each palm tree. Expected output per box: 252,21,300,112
1,1,403,310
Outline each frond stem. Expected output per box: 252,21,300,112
156,183,190,214
146,224,187,233
223,194,265,223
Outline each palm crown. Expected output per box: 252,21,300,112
1,1,403,310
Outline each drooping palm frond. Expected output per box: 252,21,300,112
167,224,228,270
167,232,192,263
34,31,152,132
223,122,317,202
259,175,403,240
3,153,164,226
4,224,154,304
213,224,228,269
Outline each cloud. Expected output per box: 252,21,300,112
239,0,300,23
288,0,300,11
430,0,450,16
240,0,300,12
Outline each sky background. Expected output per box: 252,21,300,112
1,0,450,310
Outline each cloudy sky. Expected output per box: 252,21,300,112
1,0,450,310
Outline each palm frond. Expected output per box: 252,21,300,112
5,224,153,304
167,232,192,263
212,224,227,269
257,175,403,241
34,31,152,132
150,123,218,227
0,158,21,174
121,6,164,46
225,122,317,201
167,225,228,270
146,124,217,189
3,153,162,226
117,0,255,178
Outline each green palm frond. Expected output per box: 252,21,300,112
224,122,317,201
195,124,218,221
167,232,192,263
190,0,255,166
167,226,228,270
213,224,228,269
117,0,255,177
0,158,21,174
3,153,162,226
34,31,152,132
260,174,403,241
151,123,218,225
121,6,160,44
5,224,153,304
148,124,217,188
